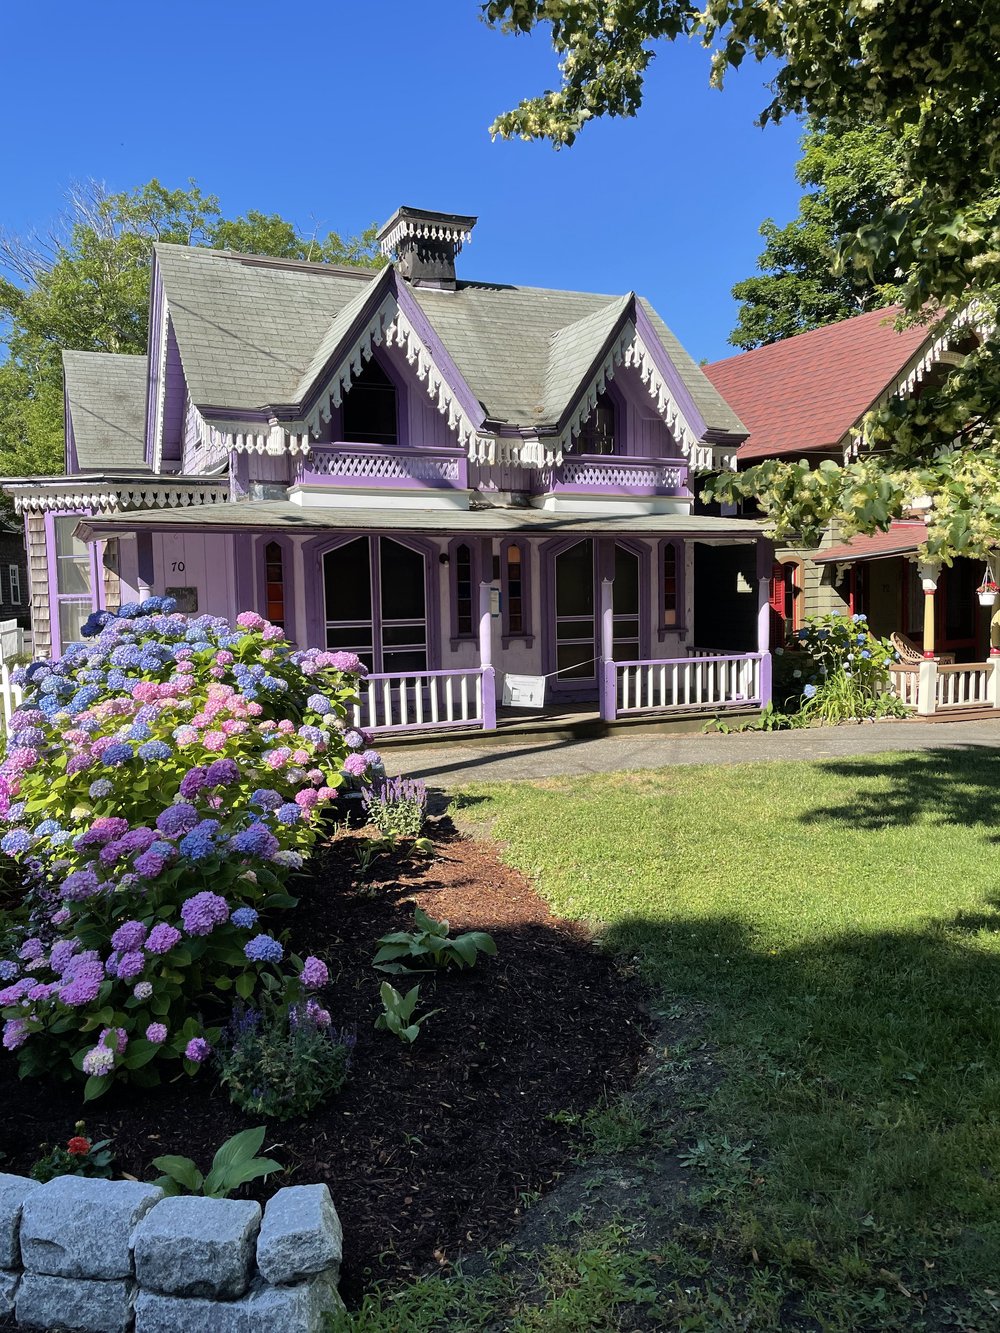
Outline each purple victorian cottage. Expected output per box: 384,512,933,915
3,206,772,733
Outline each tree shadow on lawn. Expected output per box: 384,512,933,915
798,746,1000,835
581,906,1000,1327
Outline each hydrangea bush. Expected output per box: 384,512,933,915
0,600,377,1097
782,613,903,721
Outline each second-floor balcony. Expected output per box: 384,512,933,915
298,442,469,492
537,453,690,498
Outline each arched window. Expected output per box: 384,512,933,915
264,541,285,628
576,390,617,455
657,539,684,638
449,539,477,644
342,358,398,445
501,539,532,645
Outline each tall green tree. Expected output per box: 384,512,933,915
729,122,907,349
484,1,1000,563
0,179,383,478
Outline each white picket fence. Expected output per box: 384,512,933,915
0,620,31,663
614,653,762,716
889,660,996,712
350,668,492,733
0,663,23,734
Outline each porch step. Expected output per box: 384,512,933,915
376,706,763,749
906,705,999,724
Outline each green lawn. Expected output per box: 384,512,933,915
337,747,1000,1330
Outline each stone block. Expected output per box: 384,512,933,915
0,1172,40,1267
132,1194,261,1299
256,1184,343,1285
134,1273,341,1333
20,1175,162,1279
16,1272,135,1333
0,1269,19,1316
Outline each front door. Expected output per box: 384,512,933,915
549,539,645,700
324,536,428,674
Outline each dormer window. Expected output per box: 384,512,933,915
576,390,616,455
342,358,398,445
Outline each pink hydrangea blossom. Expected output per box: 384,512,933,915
202,731,227,752
236,611,266,630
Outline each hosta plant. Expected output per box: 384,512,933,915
374,981,440,1044
0,601,379,1095
373,906,497,974
151,1125,282,1198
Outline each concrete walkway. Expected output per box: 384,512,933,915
387,717,1000,787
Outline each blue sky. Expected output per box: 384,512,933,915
4,0,803,362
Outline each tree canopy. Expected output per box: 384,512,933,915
0,180,383,479
484,1,1000,563
729,121,906,350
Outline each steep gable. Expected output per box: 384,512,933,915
703,307,930,461
63,351,150,472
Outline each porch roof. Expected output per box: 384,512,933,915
75,500,765,543
812,521,927,565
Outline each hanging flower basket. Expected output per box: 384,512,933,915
977,580,999,607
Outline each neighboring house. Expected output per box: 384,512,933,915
0,519,29,636
1,206,774,734
704,306,990,662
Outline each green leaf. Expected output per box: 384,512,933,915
206,1156,283,1198
235,973,255,1001
210,1127,267,1178
83,1074,112,1102
151,1156,204,1193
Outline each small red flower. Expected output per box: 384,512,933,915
67,1137,90,1156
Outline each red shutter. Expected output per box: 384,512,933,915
769,563,787,647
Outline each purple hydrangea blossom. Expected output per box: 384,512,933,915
61,869,102,901
146,1022,167,1044
155,803,200,838
342,753,368,778
185,1037,211,1063
300,956,329,989
244,934,283,963
134,850,167,879
0,960,18,981
1,830,32,856
19,938,44,961
58,960,105,1007
178,766,209,798
48,940,78,975
306,694,331,714
249,789,283,811
180,891,230,936
276,803,302,825
116,951,146,982
119,827,157,854
205,758,239,787
230,825,280,859
3,1019,29,1051
110,920,147,953
146,922,181,955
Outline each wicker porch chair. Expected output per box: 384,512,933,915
890,631,956,665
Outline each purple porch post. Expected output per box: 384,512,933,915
598,539,617,722
478,537,497,731
756,535,774,709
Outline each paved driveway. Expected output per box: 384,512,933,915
386,717,1000,787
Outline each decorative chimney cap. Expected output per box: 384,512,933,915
377,206,477,258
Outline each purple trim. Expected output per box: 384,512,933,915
136,533,154,591
390,277,488,431
756,535,775,709
537,453,689,498
656,537,686,641
45,511,103,657
539,535,596,700
481,665,497,730
253,534,296,644
500,537,533,648
303,531,441,669
298,442,467,490
144,258,165,469
632,301,709,442
448,536,479,649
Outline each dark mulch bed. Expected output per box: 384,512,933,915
0,824,649,1302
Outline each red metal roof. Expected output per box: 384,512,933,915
703,307,930,461
812,521,926,565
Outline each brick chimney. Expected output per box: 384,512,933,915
377,206,477,291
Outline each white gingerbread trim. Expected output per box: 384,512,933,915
378,217,473,257
9,481,230,515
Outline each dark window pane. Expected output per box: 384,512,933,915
325,538,372,623
382,624,427,647
614,546,639,615
663,544,678,626
576,391,616,455
556,643,595,678
506,546,523,634
454,542,474,637
381,539,425,623
555,541,594,618
342,358,398,445
383,649,428,674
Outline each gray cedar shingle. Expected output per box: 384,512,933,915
62,351,150,470
153,244,745,438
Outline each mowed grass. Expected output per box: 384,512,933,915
449,747,1000,1327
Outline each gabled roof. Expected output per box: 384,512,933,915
152,243,742,443
703,306,931,461
63,351,150,471
812,520,926,565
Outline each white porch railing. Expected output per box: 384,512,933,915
935,662,992,710
609,653,763,719
0,663,24,733
888,659,998,714
351,667,496,734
